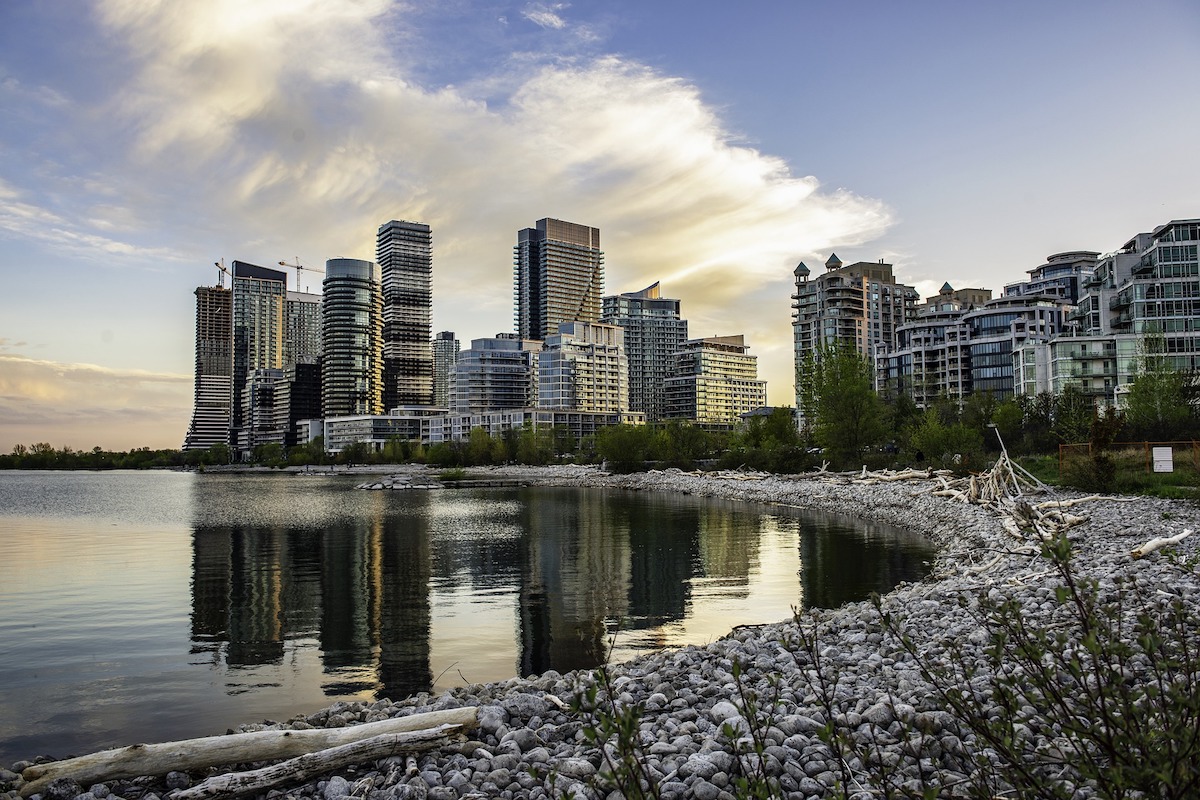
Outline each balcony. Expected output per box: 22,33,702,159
1109,294,1131,310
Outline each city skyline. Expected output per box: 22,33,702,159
1,1,1198,451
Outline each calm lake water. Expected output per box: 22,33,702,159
0,470,932,764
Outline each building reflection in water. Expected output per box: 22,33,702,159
518,488,633,677
189,481,932,703
190,491,433,700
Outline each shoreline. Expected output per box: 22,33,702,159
6,465,1198,799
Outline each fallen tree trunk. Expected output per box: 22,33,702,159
1131,528,1193,559
20,707,478,798
172,726,461,800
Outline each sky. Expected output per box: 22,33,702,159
1,0,1198,452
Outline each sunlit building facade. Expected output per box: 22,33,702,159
183,284,233,451
231,261,287,455
601,282,687,422
664,335,767,427
880,283,991,407
538,322,628,413
451,334,542,413
284,290,322,369
432,331,459,409
322,258,383,417
792,255,918,408
1016,219,1200,404
377,220,434,409
515,218,604,341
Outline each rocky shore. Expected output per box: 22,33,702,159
6,465,1198,800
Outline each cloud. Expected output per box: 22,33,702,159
5,0,893,417
521,2,569,29
0,354,190,450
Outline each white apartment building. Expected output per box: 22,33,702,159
538,322,628,413
664,335,767,427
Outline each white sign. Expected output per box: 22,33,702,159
1152,446,1174,473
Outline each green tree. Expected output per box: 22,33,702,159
991,397,1024,453
906,407,984,470
1017,392,1057,453
595,424,652,472
339,441,371,466
1124,333,1198,441
465,427,494,465
803,344,887,467
252,442,285,466
515,423,554,465
381,435,411,464
204,442,232,466
1051,384,1095,445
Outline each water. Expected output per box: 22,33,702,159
0,470,933,764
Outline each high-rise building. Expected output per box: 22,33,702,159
276,358,323,448
377,220,433,409
284,290,322,368
432,331,459,409
538,322,627,412
962,295,1067,397
664,335,767,427
601,282,688,422
231,261,287,454
242,368,286,451
1003,251,1099,304
322,258,383,417
514,218,604,341
1016,219,1200,404
880,283,991,407
183,284,233,451
792,255,918,408
451,334,543,413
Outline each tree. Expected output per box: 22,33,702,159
204,442,231,466
961,390,1000,449
339,441,371,466
515,423,554,465
595,424,652,472
803,344,887,467
906,407,984,470
466,427,494,465
252,442,285,466
991,398,1024,453
1124,333,1199,441
1051,384,1095,445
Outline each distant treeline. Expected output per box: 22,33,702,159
6,344,1197,489
2,443,192,470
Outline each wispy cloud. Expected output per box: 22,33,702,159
3,0,892,431
521,2,569,30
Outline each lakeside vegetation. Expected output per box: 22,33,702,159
4,346,1198,496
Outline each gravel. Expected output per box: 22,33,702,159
6,465,1198,800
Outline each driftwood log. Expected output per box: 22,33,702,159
20,707,478,798
172,726,462,800
1132,528,1193,559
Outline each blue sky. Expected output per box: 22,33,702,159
1,0,1198,451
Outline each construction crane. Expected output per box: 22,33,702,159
278,257,325,293
214,258,232,287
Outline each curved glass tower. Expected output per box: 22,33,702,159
322,258,383,417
